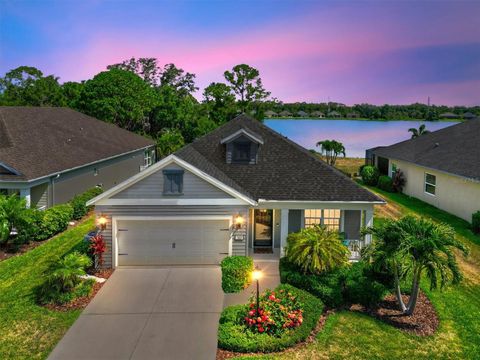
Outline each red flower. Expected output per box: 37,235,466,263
258,327,264,333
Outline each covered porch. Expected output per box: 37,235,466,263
247,202,375,261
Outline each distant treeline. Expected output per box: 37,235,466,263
263,102,480,121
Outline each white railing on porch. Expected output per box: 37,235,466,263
343,239,365,261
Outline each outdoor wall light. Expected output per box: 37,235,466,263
234,214,245,229
97,215,108,231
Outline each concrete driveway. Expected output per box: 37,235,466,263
48,267,223,360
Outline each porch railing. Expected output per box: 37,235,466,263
342,239,365,260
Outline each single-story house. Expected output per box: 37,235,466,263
439,112,459,119
368,120,480,222
279,110,292,117
327,111,341,118
463,112,477,120
311,111,325,118
264,110,278,118
0,107,155,209
347,112,359,119
296,110,309,117
88,115,383,268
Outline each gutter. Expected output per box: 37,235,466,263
0,144,155,184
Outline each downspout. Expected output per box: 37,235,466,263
51,174,60,206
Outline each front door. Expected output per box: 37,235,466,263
254,209,273,248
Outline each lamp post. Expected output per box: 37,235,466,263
252,268,263,316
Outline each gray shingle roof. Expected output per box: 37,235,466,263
0,107,155,182
175,114,381,202
373,120,480,180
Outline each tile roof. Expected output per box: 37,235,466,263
372,119,480,180
0,107,155,182
176,114,381,202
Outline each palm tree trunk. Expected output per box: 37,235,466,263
393,263,407,313
405,265,422,315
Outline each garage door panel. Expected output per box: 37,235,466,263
117,219,230,266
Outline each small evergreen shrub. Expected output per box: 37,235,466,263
70,187,103,220
377,175,394,192
343,262,389,307
220,256,254,293
360,165,380,185
218,284,323,353
472,211,480,234
392,169,406,193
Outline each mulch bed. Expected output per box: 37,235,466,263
44,268,114,312
350,291,439,336
216,310,334,360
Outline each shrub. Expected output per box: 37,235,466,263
377,175,394,192
37,203,74,241
244,288,303,336
220,256,254,293
279,258,345,308
15,208,43,245
0,195,31,248
472,211,480,234
392,169,406,193
70,187,103,220
218,284,323,353
37,251,93,305
360,165,380,186
343,262,389,307
285,225,349,274
90,234,107,268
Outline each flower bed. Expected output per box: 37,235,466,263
218,284,323,353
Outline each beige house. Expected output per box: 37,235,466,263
369,120,480,222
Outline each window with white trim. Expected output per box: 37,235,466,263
391,163,397,178
425,173,436,195
304,209,341,231
144,149,154,168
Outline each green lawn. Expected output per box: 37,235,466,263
241,188,480,359
0,216,95,360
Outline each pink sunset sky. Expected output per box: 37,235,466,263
1,0,479,105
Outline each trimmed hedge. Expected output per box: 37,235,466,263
220,256,254,293
218,284,323,353
377,175,394,192
472,211,480,234
37,204,74,241
360,165,380,186
280,258,391,308
70,187,103,220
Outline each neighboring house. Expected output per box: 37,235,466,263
88,115,383,268
264,110,278,118
347,112,359,118
439,112,459,119
0,107,155,209
296,110,309,117
279,110,292,117
463,112,477,120
311,111,325,118
327,110,341,118
368,120,480,222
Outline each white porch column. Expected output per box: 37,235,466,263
280,209,289,257
20,188,31,208
364,209,374,245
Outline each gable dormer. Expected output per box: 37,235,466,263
220,128,264,164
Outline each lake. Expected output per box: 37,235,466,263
264,119,457,158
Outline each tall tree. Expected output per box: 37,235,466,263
408,124,430,139
156,128,185,158
364,216,468,315
202,82,237,124
78,69,157,132
107,57,161,86
160,63,198,96
316,139,346,166
224,64,270,113
62,81,84,109
0,66,66,106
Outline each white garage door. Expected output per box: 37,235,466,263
116,219,231,266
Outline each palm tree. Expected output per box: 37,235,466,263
408,124,430,139
316,139,346,166
285,225,349,274
364,216,468,315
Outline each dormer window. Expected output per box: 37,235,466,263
220,128,264,165
232,142,251,163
